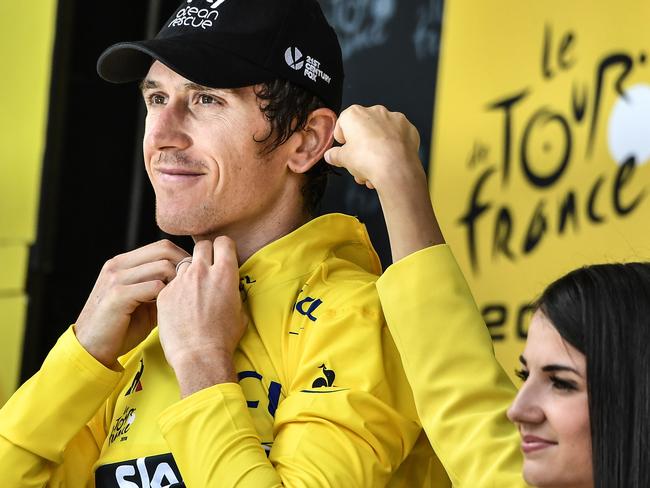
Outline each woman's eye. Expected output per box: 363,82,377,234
515,368,529,382
550,376,578,391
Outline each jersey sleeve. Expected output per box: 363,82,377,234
376,244,530,488
0,326,123,487
158,277,422,487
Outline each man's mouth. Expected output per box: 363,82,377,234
155,167,205,183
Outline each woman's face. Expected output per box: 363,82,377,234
507,311,593,488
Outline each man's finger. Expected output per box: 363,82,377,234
332,117,346,145
175,257,193,278
354,176,367,186
212,237,239,284
324,146,339,166
113,280,167,308
324,146,345,167
110,239,189,271
193,240,214,266
120,259,178,285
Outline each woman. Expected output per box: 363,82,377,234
508,263,650,487
325,105,649,487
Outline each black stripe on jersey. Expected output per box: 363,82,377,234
300,388,350,394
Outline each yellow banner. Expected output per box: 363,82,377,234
431,0,650,380
0,0,57,402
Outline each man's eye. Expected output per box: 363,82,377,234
198,94,221,105
146,94,166,105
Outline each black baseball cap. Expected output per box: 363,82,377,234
97,0,344,112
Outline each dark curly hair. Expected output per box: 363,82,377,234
254,80,333,216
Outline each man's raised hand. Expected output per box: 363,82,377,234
324,104,444,262
324,104,423,193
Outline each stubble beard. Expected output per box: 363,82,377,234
155,199,224,238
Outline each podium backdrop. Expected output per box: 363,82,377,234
431,0,650,380
4,0,650,402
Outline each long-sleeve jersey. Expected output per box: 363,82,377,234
0,215,525,487
0,214,449,487
376,244,530,487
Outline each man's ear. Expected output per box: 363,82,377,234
287,108,337,174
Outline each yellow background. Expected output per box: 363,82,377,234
431,0,650,380
0,1,57,403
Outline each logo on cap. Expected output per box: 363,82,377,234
285,47,305,71
187,0,228,8
285,46,332,85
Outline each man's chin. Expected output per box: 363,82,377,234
156,215,195,237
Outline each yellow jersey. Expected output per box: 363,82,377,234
0,215,525,487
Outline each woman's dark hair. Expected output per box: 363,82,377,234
254,80,332,216
536,262,650,488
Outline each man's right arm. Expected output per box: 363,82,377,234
0,327,121,487
0,240,188,486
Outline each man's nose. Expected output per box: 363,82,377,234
145,100,192,151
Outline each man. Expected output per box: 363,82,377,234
0,1,523,486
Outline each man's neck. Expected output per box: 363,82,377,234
193,203,311,265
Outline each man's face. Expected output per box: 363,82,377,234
141,61,292,239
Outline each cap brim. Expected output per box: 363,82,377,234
97,37,277,89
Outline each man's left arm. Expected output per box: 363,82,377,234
158,366,414,487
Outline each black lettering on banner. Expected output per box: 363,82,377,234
520,108,572,188
493,207,515,261
587,176,606,223
480,302,537,342
458,167,495,273
487,91,529,184
523,201,547,254
558,190,578,234
482,304,507,341
517,304,537,340
613,157,645,215
459,24,648,274
587,54,634,157
542,24,576,79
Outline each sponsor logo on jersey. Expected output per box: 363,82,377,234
125,359,145,396
95,453,183,488
239,275,256,301
301,364,349,394
240,275,256,285
237,370,282,417
295,296,323,321
311,364,336,388
109,406,137,445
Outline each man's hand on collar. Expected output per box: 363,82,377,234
156,236,248,398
